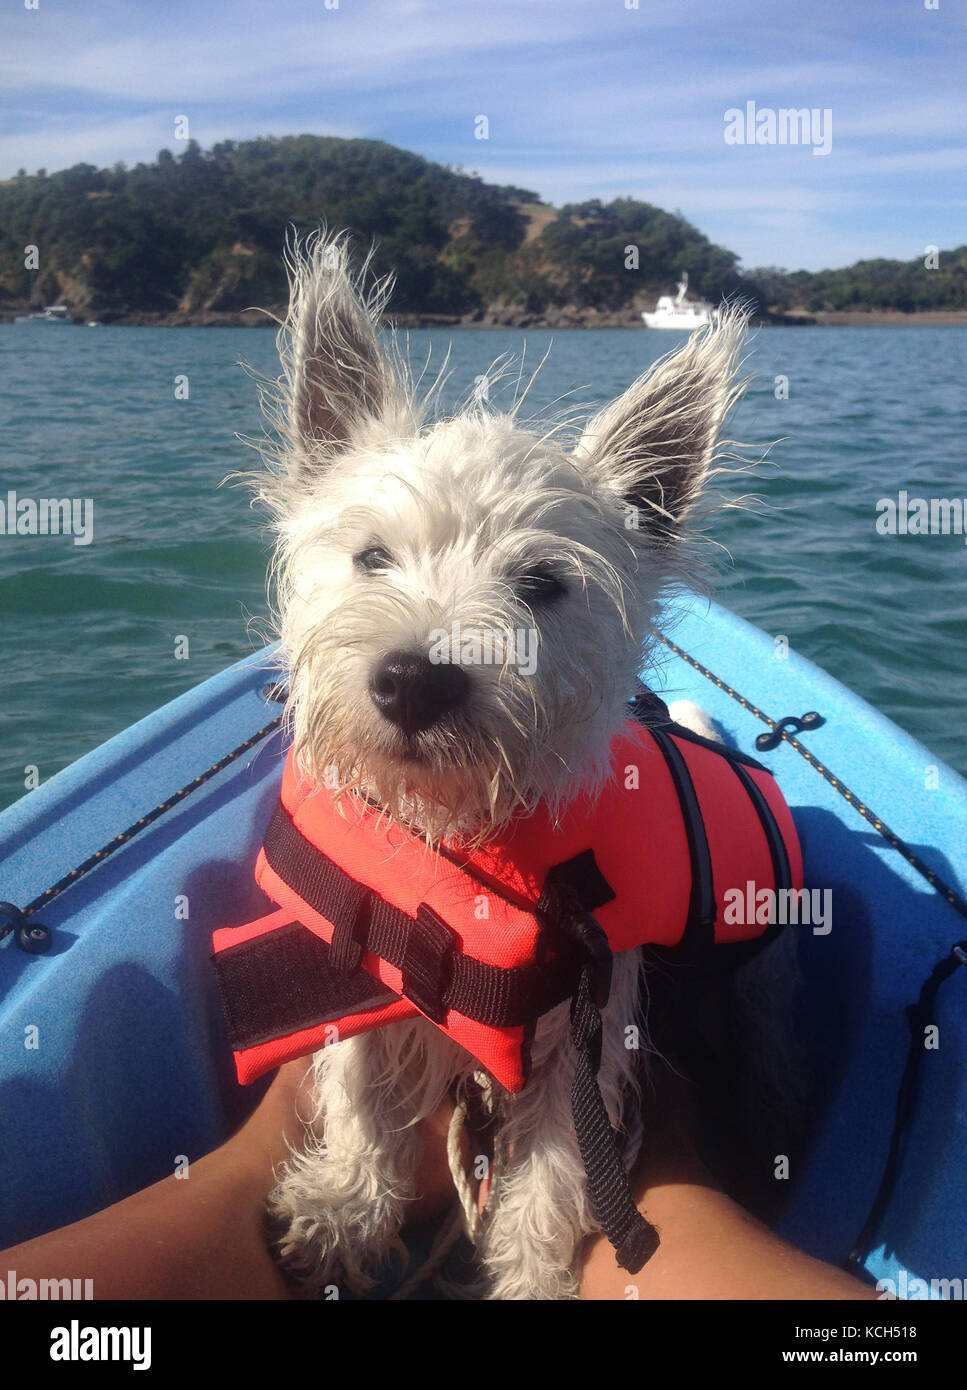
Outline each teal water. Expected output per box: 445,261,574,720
1,324,965,811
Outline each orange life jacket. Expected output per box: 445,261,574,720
212,705,802,1273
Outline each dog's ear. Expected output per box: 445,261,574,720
279,232,411,476
574,306,747,540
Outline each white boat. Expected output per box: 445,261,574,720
12,305,72,324
641,274,717,330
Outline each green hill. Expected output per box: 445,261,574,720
0,135,745,324
747,252,967,314
0,135,963,324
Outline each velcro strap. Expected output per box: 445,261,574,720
213,919,400,1052
542,848,616,915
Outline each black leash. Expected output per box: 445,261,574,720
657,632,967,1269
1,708,285,955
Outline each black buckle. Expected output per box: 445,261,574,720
539,853,616,1010
755,710,825,752
569,910,613,1010
403,904,456,1023
540,887,613,1009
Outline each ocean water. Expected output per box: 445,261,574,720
1,323,965,813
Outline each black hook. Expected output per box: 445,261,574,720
0,901,52,955
755,711,825,752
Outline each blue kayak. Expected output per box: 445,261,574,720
2,593,965,1295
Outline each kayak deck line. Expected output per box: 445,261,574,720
658,634,967,924
0,708,285,953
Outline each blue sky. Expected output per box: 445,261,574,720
0,0,963,272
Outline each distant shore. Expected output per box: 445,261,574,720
786,309,967,326
3,306,966,329
396,308,967,329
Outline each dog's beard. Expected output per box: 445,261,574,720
295,709,561,847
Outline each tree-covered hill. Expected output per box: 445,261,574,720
0,135,962,324
744,251,967,314
0,135,747,323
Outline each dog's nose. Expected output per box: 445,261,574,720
369,650,470,736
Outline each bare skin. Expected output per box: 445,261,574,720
579,1069,876,1300
1,1060,875,1300
0,1061,455,1301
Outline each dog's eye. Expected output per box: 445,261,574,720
353,545,394,573
514,566,566,602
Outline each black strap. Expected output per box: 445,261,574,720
647,719,796,977
845,940,967,1270
539,865,659,1271
555,901,660,1273
327,876,370,974
262,802,579,1027
664,722,773,772
649,729,717,951
403,905,456,1024
728,759,793,898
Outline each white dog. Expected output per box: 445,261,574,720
251,233,753,1300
